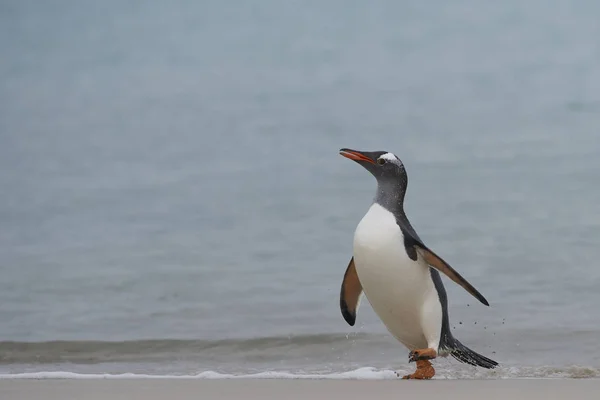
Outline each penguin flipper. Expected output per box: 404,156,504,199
340,257,363,326
397,219,490,307
416,245,490,306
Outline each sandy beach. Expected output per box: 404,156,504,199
1,379,599,400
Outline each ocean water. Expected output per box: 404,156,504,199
1,0,600,379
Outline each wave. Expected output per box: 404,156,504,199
3,332,599,379
1,366,599,380
0,332,378,364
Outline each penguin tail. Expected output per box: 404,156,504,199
443,339,498,369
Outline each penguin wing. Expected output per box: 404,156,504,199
416,244,490,306
397,219,490,306
340,257,363,326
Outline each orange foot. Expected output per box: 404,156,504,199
408,348,437,362
398,360,435,380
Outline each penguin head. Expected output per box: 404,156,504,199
339,148,407,185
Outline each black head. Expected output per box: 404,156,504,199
339,148,407,182
339,148,408,210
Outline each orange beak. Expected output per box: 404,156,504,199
339,149,375,164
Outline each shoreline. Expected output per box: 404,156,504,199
2,364,599,380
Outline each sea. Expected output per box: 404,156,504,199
1,0,600,380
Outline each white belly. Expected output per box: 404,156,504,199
353,203,442,351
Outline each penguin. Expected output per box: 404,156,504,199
338,148,498,379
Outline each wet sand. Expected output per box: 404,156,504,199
1,379,600,400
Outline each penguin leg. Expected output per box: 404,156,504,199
408,348,437,362
401,360,435,380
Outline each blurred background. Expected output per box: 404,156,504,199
1,0,600,377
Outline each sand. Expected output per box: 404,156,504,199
1,379,600,400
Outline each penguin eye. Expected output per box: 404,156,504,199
377,158,386,165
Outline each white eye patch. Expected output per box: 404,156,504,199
379,153,398,162
377,152,404,168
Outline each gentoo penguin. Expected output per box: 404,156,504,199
338,148,497,379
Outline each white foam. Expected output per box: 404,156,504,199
0,366,598,380
0,368,396,380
